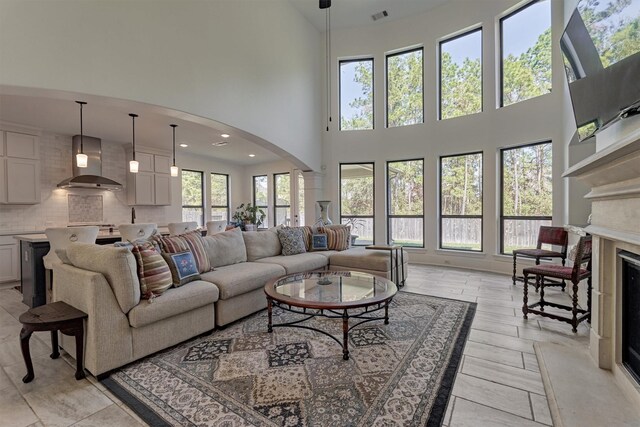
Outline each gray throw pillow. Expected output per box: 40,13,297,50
277,228,307,256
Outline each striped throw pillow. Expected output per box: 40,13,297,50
319,225,350,251
157,231,211,274
131,242,173,299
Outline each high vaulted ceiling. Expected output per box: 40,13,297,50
289,0,449,31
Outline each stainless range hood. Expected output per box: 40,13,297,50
57,136,123,191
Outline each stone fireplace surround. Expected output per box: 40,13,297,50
564,114,640,407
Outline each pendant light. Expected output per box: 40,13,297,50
129,113,139,173
75,101,88,168
170,124,179,177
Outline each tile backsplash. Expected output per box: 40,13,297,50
0,132,171,232
68,195,103,223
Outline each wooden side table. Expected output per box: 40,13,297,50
365,245,405,287
18,301,88,383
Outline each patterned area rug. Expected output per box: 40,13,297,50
102,291,475,426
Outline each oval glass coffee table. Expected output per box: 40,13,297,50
264,271,397,360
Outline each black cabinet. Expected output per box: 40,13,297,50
20,236,122,308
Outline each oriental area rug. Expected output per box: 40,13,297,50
102,292,475,427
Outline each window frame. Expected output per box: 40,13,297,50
499,0,550,108
386,158,425,248
438,27,483,120
181,169,204,226
499,140,553,254
273,172,291,227
386,46,424,128
210,172,230,222
339,162,375,246
339,58,375,131
438,151,484,252
253,174,268,229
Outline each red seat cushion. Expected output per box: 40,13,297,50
523,264,590,281
513,248,564,258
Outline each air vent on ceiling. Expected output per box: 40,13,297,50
212,141,228,147
372,10,389,21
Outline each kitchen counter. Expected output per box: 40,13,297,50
13,226,171,243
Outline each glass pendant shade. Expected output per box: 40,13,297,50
129,160,139,173
170,165,179,177
76,153,88,168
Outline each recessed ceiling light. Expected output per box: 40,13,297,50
221,134,230,138
179,143,188,147
249,154,256,157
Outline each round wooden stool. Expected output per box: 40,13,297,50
19,301,88,383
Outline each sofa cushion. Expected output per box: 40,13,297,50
329,247,397,272
162,251,201,287
202,227,247,268
131,242,173,299
155,231,211,274
277,228,306,256
255,253,329,274
66,243,140,313
200,262,285,300
127,281,219,328
319,225,350,251
243,229,282,261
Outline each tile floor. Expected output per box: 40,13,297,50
0,264,591,426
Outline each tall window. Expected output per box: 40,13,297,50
440,28,482,120
182,170,204,225
340,59,374,130
500,0,552,107
500,141,552,254
253,175,268,229
440,152,483,251
340,163,374,245
273,172,291,226
386,48,423,127
210,173,229,222
387,159,424,247
297,172,305,226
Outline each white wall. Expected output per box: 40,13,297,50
321,0,573,274
0,0,322,171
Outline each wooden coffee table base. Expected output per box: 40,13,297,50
19,302,88,383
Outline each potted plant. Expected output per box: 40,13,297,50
232,203,265,231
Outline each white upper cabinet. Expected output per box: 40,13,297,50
154,155,171,174
6,132,39,159
154,173,171,205
0,159,6,204
0,129,41,205
126,147,172,206
137,152,154,172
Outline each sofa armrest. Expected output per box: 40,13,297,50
53,264,134,376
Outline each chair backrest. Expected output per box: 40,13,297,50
44,226,99,269
118,223,157,242
570,235,592,281
206,220,228,236
168,221,199,236
537,226,569,255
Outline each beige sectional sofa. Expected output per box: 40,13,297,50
53,227,408,376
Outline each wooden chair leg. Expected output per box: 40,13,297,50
571,281,579,333
522,272,529,319
539,276,545,312
512,254,517,286
561,258,567,292
587,276,592,323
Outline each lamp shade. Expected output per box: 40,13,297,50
170,165,179,177
76,152,88,168
129,160,139,173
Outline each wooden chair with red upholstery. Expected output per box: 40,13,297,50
522,235,592,333
512,226,569,291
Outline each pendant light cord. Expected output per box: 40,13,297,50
171,124,177,166
76,101,87,154
129,113,138,160
325,8,332,131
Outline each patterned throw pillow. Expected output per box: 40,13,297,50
162,251,201,287
311,233,328,251
277,228,307,256
131,242,173,299
156,231,211,273
319,225,350,251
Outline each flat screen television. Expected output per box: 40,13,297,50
561,0,640,141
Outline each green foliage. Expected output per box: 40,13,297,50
388,160,424,215
387,50,423,127
441,154,482,216
340,165,374,216
210,174,227,207
341,61,374,130
253,176,268,206
232,203,265,226
502,143,552,217
275,173,290,205
440,53,482,119
182,170,202,206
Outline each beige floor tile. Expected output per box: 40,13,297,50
469,329,536,354
474,304,516,316
0,334,51,368
0,367,13,391
443,396,455,426
449,398,545,427
4,353,77,395
71,404,144,426
463,341,524,368
462,355,545,395
452,374,532,419
522,352,540,373
26,422,44,427
473,310,541,329
0,385,39,427
471,318,519,337
530,392,553,425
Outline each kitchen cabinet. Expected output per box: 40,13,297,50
0,236,19,283
0,129,41,205
126,147,172,206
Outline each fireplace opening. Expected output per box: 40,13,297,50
621,250,640,384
